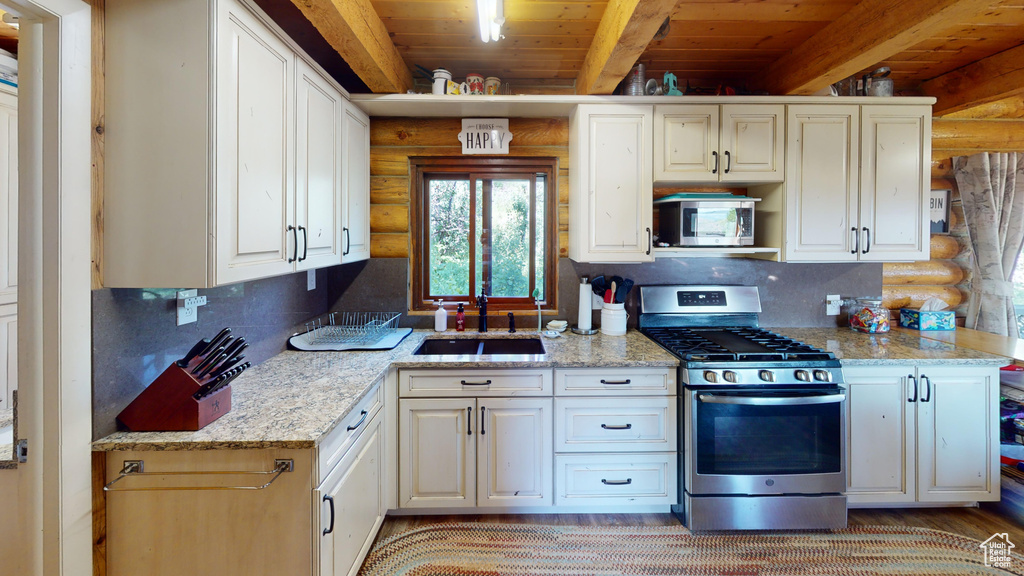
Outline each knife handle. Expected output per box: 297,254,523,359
192,347,224,375
199,328,231,358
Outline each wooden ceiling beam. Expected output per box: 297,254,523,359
286,0,413,94
750,0,994,96
923,43,1024,116
576,0,680,95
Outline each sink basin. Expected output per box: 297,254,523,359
413,337,545,356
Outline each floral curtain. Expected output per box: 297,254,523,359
953,152,1024,337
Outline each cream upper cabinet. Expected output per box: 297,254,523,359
845,365,998,506
0,86,15,305
569,104,654,263
341,102,371,263
295,59,344,271
784,104,930,262
655,104,784,184
104,0,361,288
858,105,931,261
784,105,860,261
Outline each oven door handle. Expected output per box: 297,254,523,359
696,393,845,406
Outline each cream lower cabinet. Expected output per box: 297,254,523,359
568,105,654,263
553,368,677,509
105,379,388,576
845,365,999,506
784,104,930,262
0,304,14,410
0,86,15,410
398,369,553,510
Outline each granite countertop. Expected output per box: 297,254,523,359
0,406,14,469
770,327,1009,366
93,329,678,452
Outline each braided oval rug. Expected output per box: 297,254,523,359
358,522,1024,576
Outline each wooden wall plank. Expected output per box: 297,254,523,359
940,96,1024,120
932,119,1024,151
370,204,409,233
558,205,569,232
370,233,410,258
924,43,1024,115
883,260,964,285
559,231,569,258
92,0,105,289
372,146,570,175
370,118,569,147
558,174,569,206
370,176,410,205
671,2,856,22
883,285,965,311
930,235,961,260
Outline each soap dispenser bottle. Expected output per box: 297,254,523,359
455,303,466,331
434,300,447,332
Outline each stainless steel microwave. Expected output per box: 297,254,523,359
655,195,760,247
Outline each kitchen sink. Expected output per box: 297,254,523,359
413,337,545,356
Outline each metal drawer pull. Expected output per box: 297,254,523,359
103,459,293,492
600,379,631,385
851,227,859,254
907,374,918,403
461,380,492,386
921,374,931,403
287,225,298,263
697,393,845,406
480,406,486,435
601,423,633,430
322,495,335,536
712,151,719,174
467,406,473,435
601,478,632,486
346,409,368,431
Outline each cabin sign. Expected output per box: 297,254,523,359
459,119,513,154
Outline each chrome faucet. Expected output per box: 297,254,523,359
477,292,488,332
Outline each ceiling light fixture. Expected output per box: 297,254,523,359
476,0,503,43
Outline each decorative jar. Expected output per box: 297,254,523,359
848,298,890,333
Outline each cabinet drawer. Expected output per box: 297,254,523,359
555,368,675,395
317,378,383,480
555,453,676,506
555,398,676,453
399,369,552,397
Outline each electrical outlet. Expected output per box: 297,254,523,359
176,289,207,326
826,294,842,316
307,269,316,291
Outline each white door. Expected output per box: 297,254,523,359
399,398,476,508
916,366,998,502
654,105,719,182
0,87,15,305
341,102,371,263
720,105,784,182
844,366,915,504
295,60,342,271
318,412,384,576
859,105,930,261
578,105,653,262
477,397,552,507
216,2,295,284
784,105,859,262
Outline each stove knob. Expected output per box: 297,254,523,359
813,369,832,382
722,370,739,383
758,370,776,383
703,370,718,383
795,369,811,382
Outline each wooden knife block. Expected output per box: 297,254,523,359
117,363,232,432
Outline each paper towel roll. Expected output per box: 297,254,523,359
578,279,592,330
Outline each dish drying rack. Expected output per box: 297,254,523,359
289,312,412,351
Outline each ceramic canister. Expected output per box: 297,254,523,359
484,76,501,95
466,74,485,95
600,302,627,336
432,68,452,95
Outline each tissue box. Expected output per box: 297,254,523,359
899,308,955,331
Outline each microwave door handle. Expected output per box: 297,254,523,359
697,393,845,406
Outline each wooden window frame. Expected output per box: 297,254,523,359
410,156,558,313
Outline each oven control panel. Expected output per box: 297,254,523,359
686,367,844,386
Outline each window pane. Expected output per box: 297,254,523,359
428,179,470,296
489,179,531,297
535,176,546,301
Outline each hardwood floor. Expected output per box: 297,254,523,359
374,469,1024,546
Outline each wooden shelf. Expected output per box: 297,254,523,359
652,246,781,260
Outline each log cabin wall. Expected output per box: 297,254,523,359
882,114,1024,318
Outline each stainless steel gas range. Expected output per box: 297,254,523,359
638,285,847,531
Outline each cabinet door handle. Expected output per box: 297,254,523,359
646,227,652,256
601,423,632,430
461,380,492,386
287,225,298,263
600,379,632,385
851,227,859,255
907,374,918,403
467,407,473,435
480,406,486,435
921,375,931,403
862,227,871,254
322,495,335,536
724,150,732,174
298,226,308,262
346,409,368,431
601,478,632,486
343,227,351,256
711,151,719,174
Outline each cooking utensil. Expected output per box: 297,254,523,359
590,275,607,296
604,289,613,304
615,278,635,303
